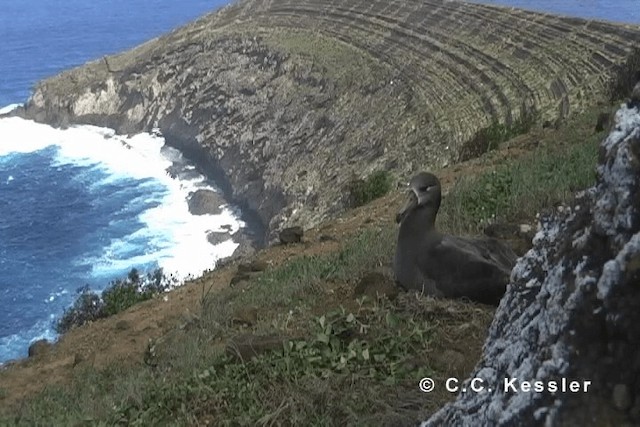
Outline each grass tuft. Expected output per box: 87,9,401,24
349,170,394,207
458,110,538,162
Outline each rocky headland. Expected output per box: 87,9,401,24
12,0,640,243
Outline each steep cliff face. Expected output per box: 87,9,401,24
422,102,640,425
18,0,640,240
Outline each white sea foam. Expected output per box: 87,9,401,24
0,319,57,364
0,116,245,282
0,103,21,115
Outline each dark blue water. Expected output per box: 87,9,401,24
0,0,637,363
0,147,164,349
473,0,639,25
0,0,229,106
0,0,236,363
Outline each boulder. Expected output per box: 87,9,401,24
207,231,231,245
237,259,269,273
187,189,224,216
28,339,52,358
422,103,640,425
279,226,304,244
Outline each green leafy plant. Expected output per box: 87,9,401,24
458,110,538,161
56,268,177,333
350,170,393,207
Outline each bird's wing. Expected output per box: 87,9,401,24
418,235,513,305
428,235,507,277
464,235,518,272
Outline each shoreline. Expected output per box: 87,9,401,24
0,117,258,363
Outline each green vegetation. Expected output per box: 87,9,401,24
442,140,597,233
263,29,389,90
6,295,448,426
458,110,538,161
1,105,608,425
349,170,394,207
56,268,178,334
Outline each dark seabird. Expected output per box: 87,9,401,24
394,172,517,305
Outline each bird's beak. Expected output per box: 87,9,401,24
396,189,418,223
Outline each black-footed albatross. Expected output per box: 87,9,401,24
394,172,517,306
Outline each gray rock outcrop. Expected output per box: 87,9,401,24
422,103,640,425
187,189,224,215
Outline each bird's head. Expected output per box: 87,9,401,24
395,172,442,224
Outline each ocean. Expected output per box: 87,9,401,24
0,0,637,364
472,0,639,25
0,0,234,363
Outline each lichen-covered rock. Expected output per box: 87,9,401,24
422,103,640,426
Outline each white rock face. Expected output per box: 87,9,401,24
422,103,640,426
73,78,120,116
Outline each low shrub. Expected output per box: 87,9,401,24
458,110,538,161
350,170,393,207
56,268,177,334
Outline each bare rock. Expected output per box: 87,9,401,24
279,226,303,244
15,2,640,246
187,189,224,216
28,339,52,358
207,231,231,245
422,103,640,425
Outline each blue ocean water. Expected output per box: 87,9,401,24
473,0,639,25
0,0,637,364
0,0,235,363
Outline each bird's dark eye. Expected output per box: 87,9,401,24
419,185,429,192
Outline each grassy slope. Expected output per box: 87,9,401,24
0,101,612,425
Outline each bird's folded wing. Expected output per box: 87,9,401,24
433,235,515,277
